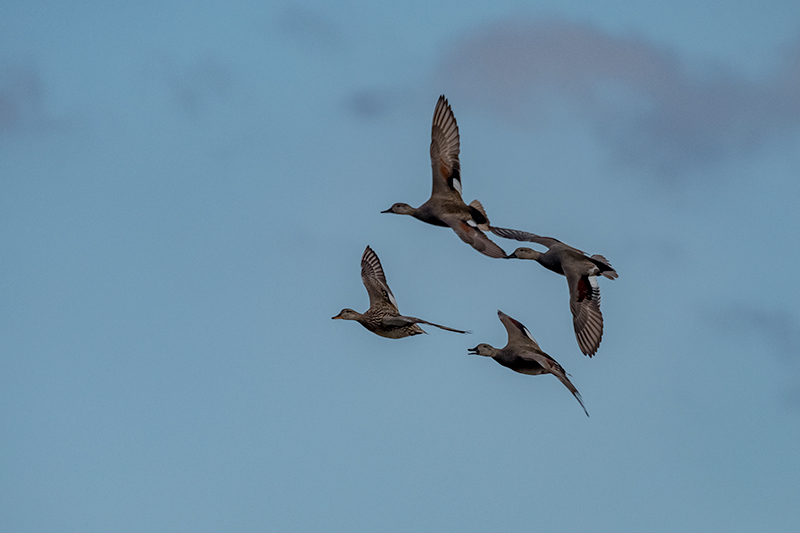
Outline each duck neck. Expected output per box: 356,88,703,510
535,253,562,274
485,345,502,358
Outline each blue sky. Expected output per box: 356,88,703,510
2,1,800,531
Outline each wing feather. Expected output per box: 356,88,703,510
443,215,507,258
566,272,603,356
383,315,468,334
490,226,563,248
361,246,398,310
430,95,461,197
497,310,543,350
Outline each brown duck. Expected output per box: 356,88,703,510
382,95,506,258
333,246,469,338
469,311,588,417
492,226,618,357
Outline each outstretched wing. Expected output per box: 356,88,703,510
383,315,469,334
442,215,507,258
497,312,589,416
430,95,462,197
497,310,543,350
546,362,590,417
515,334,590,417
361,246,399,311
489,226,564,249
565,270,604,357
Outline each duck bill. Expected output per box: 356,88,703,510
506,252,518,259
332,314,343,320
380,208,393,213
467,346,479,355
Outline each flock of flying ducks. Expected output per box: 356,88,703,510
333,95,617,416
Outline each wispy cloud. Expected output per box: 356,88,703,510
143,55,233,116
716,301,800,399
0,64,61,134
436,19,800,178
715,302,800,361
276,5,343,51
710,302,800,405
344,89,399,120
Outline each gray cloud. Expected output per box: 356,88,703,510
715,303,800,362
0,64,58,134
713,302,800,405
144,56,233,115
344,89,397,120
276,5,343,51
435,19,800,178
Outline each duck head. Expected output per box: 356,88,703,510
381,203,415,215
468,343,497,357
507,246,541,260
332,308,360,321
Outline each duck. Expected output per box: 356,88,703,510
333,245,469,338
491,226,618,357
469,310,589,417
382,95,506,259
